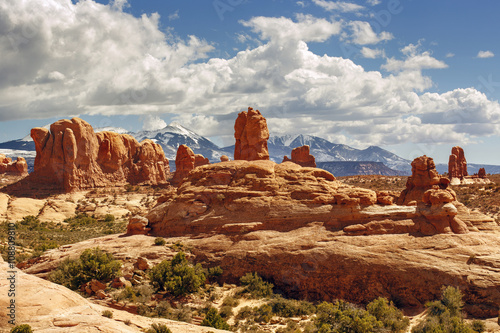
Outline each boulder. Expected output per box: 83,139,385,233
126,215,150,236
448,146,468,179
220,155,230,162
282,145,316,167
234,107,269,161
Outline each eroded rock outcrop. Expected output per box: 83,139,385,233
0,154,28,176
234,107,269,161
172,145,195,185
478,168,486,178
448,146,468,179
7,118,169,193
282,145,316,167
397,155,471,235
194,154,210,168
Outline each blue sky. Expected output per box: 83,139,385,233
1,0,499,165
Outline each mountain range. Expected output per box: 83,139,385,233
1,122,499,176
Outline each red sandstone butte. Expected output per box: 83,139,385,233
448,146,468,179
282,145,316,167
234,107,269,161
11,117,169,192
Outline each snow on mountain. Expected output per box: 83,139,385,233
269,135,411,174
95,127,129,134
131,123,224,163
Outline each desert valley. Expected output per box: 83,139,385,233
0,108,499,333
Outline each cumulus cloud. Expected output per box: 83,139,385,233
445,53,455,58
240,14,342,43
360,47,385,59
382,43,448,73
1,0,499,149
142,115,167,131
344,21,393,45
477,50,494,58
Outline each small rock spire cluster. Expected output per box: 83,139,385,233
0,154,28,176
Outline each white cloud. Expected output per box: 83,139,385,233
296,1,306,8
1,0,499,149
168,10,179,21
445,53,455,58
240,14,342,43
345,21,393,45
366,0,381,5
382,43,448,73
360,47,385,59
312,0,365,13
477,50,494,58
142,115,167,131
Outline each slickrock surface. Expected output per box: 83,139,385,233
282,145,316,167
449,146,468,179
0,189,161,223
0,255,226,333
21,232,500,319
6,118,169,193
0,154,28,176
234,107,270,161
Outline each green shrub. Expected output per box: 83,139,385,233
471,320,485,333
146,323,172,333
116,286,136,302
201,307,230,330
222,296,239,307
412,286,477,333
64,213,98,227
270,296,316,317
207,266,223,281
102,310,113,318
220,305,233,318
367,297,409,332
236,306,254,320
256,303,273,323
240,272,273,298
49,247,121,290
315,300,382,333
149,252,205,296
154,237,166,246
10,325,33,333
103,214,115,222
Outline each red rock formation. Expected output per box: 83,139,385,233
220,155,229,162
282,145,316,167
9,118,169,192
194,154,210,168
234,107,269,161
448,146,468,179
397,155,468,235
0,155,28,176
478,168,486,178
397,155,448,205
172,145,195,185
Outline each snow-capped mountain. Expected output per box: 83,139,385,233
131,122,226,162
268,134,411,173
